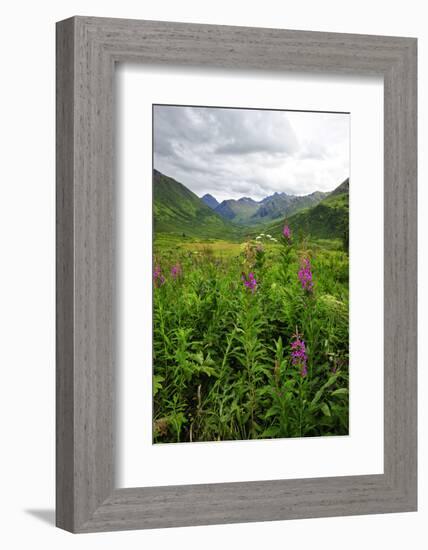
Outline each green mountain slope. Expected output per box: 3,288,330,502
153,170,239,239
215,197,260,224
329,177,349,197
259,178,349,241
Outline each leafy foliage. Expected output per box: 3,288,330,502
152,230,349,443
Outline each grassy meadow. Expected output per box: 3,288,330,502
153,228,349,443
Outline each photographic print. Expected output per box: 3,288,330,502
152,104,349,444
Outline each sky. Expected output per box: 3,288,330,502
153,105,349,202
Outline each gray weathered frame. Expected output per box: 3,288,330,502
56,16,417,533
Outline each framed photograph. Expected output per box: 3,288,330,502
150,104,351,445
56,16,417,532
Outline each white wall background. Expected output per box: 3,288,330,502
0,1,424,548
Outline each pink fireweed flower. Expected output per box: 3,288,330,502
153,264,165,287
241,272,257,293
282,224,292,241
290,334,308,377
170,263,182,279
298,258,314,293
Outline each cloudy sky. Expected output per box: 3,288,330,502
153,105,349,202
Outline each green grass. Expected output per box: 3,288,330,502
152,233,349,443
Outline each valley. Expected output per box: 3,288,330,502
152,169,349,443
154,169,349,244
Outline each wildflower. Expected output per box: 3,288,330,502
283,224,292,241
170,263,182,279
241,271,257,293
290,332,308,377
153,264,165,287
298,258,314,292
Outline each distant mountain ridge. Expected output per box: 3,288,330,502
329,178,349,197
207,189,329,225
201,194,219,210
250,190,329,223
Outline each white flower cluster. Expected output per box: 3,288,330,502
255,233,278,243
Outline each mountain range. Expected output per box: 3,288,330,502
202,188,329,225
154,169,349,241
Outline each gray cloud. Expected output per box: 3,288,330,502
153,105,349,202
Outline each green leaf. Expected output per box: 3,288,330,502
311,388,324,406
153,374,165,396
311,375,338,406
321,403,331,417
264,406,280,420
261,426,280,438
331,388,348,398
194,351,204,365
200,366,219,378
324,375,338,389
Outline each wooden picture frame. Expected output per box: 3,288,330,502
56,16,417,533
